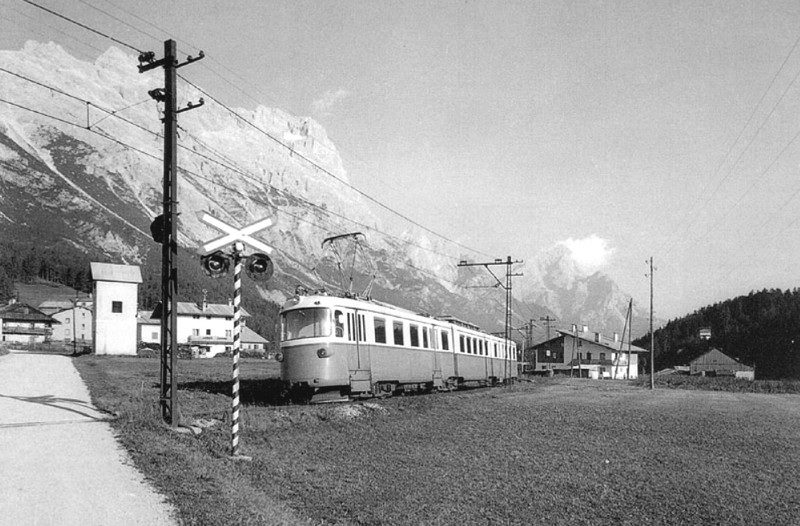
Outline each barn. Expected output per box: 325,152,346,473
689,348,755,380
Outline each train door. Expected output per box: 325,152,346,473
487,341,494,380
428,326,444,389
451,329,460,381
349,310,371,393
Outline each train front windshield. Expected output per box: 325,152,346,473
281,308,331,341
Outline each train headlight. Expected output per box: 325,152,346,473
274,352,284,362
316,347,332,358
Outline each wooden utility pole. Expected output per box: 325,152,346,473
458,256,522,382
648,257,655,390
139,40,204,427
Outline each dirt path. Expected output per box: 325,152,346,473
0,350,178,526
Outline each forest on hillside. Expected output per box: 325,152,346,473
633,288,800,379
0,241,282,345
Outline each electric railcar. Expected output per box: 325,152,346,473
277,293,517,402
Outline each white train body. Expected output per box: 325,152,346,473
278,293,517,398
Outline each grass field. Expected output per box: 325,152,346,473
73,356,800,525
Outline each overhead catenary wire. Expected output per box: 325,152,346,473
177,74,494,260
0,90,474,293
0,65,478,263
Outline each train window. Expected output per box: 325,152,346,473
459,335,464,353
393,321,404,346
409,324,420,347
358,314,366,342
466,338,472,354
281,308,331,341
422,327,429,348
441,331,450,350
374,317,387,343
334,310,344,338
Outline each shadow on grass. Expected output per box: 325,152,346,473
179,378,288,406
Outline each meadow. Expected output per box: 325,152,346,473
73,356,800,525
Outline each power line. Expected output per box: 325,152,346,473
660,27,800,256
0,65,470,266
12,1,495,261
20,0,142,53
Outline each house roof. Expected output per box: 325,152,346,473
241,326,269,344
90,262,142,284
136,310,160,325
533,329,649,354
0,303,59,324
150,302,251,319
690,348,754,371
52,305,92,317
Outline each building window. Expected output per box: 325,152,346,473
600,353,606,361
226,330,232,338
587,352,592,361
66,317,71,324
112,301,122,313
374,317,386,344
192,329,199,336
206,329,211,336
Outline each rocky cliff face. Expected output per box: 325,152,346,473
0,42,656,337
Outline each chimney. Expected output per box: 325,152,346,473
582,325,589,333
200,289,208,312
594,332,601,343
227,297,233,306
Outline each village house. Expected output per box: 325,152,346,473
50,305,93,348
529,326,648,379
91,262,142,355
37,294,92,316
142,297,269,357
0,302,59,344
690,348,755,380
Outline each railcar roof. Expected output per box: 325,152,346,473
282,294,496,336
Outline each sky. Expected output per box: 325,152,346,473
3,0,800,319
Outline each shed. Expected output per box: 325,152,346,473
91,262,142,355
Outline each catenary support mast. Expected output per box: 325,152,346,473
139,40,204,427
458,256,523,382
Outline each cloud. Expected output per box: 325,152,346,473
312,89,350,115
558,234,615,274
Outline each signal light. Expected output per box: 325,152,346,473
201,251,230,278
150,214,165,243
246,253,273,281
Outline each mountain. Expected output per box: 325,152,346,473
518,244,654,338
0,42,652,339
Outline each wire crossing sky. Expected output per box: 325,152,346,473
3,0,800,319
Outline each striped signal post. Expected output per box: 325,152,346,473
231,241,244,457
200,213,275,459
